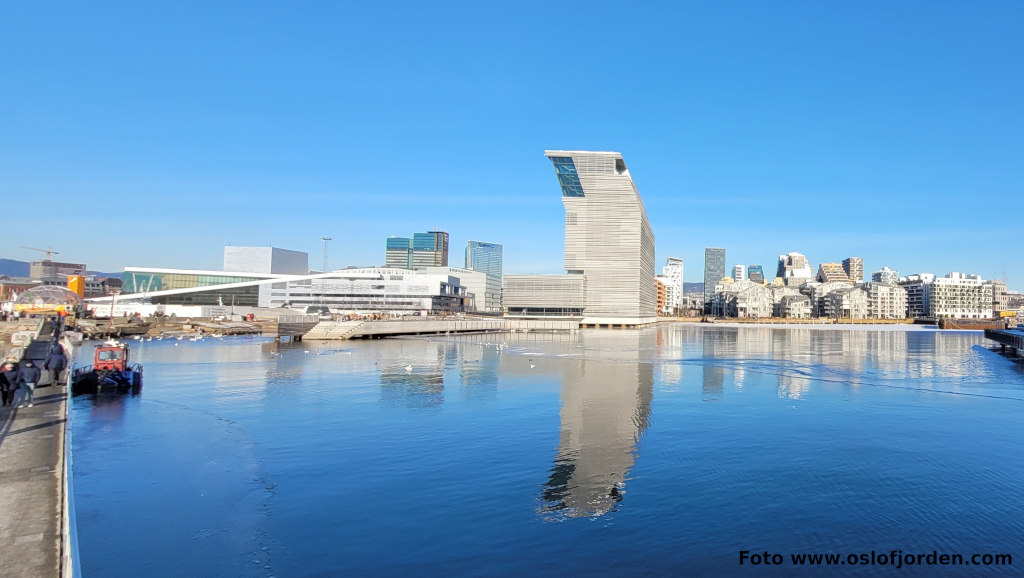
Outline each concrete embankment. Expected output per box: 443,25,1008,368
0,339,69,577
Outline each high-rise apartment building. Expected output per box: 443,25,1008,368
872,267,899,285
661,257,684,314
816,263,851,284
465,241,503,279
733,264,746,282
385,230,449,269
704,248,726,309
842,257,864,283
747,265,764,284
777,252,814,286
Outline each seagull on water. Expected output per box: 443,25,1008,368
404,364,413,372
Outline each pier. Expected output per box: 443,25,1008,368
305,317,579,340
984,328,1024,355
0,325,73,578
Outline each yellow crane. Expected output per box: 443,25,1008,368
20,246,60,260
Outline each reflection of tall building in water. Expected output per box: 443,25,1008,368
530,330,654,519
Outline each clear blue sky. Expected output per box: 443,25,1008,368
3,1,1022,288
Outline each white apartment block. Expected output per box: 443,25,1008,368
872,267,899,285
778,294,812,318
662,257,684,313
929,273,993,319
806,281,855,317
864,282,908,319
733,264,746,282
713,280,771,318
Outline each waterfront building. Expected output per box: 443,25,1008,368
928,273,993,319
872,266,899,285
864,282,908,319
503,274,583,317
505,151,656,325
267,267,465,314
465,241,503,279
747,265,764,284
806,281,855,317
776,252,814,287
661,257,684,314
989,280,1008,315
713,280,771,318
223,246,309,275
121,267,278,307
816,262,851,284
422,266,502,313
842,257,864,283
778,294,812,318
704,248,726,311
900,274,934,318
733,264,746,282
655,278,666,315
385,231,449,270
0,276,43,301
824,287,868,319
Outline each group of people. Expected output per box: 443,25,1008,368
0,343,67,409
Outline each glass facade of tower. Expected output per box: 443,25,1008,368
385,231,448,269
704,248,726,307
748,265,765,284
465,241,503,279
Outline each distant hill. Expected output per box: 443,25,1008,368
0,259,29,277
0,258,121,279
683,281,704,295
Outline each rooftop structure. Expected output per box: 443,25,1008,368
872,266,899,285
223,246,309,275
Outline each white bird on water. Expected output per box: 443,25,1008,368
404,364,413,372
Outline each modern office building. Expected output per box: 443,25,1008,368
503,274,584,317
504,151,656,325
872,267,899,285
223,246,309,275
121,267,278,306
733,264,746,282
29,260,87,282
385,230,449,269
842,257,864,283
465,241,503,279
929,273,993,319
747,265,765,284
422,266,502,313
703,248,726,310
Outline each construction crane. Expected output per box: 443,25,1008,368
21,246,61,260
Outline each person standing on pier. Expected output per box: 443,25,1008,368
44,345,68,386
0,362,18,407
18,361,40,408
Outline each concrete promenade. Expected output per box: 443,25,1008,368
0,382,65,578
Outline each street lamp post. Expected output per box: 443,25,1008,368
320,237,332,307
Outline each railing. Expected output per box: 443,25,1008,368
60,336,81,578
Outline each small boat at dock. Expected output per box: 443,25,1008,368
71,339,144,395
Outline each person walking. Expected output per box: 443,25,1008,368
18,361,41,408
44,345,68,386
0,362,18,407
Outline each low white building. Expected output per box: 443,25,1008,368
778,294,812,319
423,266,502,313
503,274,584,317
929,272,993,319
805,282,855,317
268,267,467,314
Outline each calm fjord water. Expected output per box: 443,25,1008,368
71,326,1024,576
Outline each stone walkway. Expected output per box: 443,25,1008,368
0,383,65,578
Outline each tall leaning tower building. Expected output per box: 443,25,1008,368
545,150,657,325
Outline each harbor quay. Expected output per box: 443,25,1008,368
0,369,69,577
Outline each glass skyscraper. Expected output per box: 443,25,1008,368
747,265,765,284
704,248,726,309
385,230,449,269
465,241,503,279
